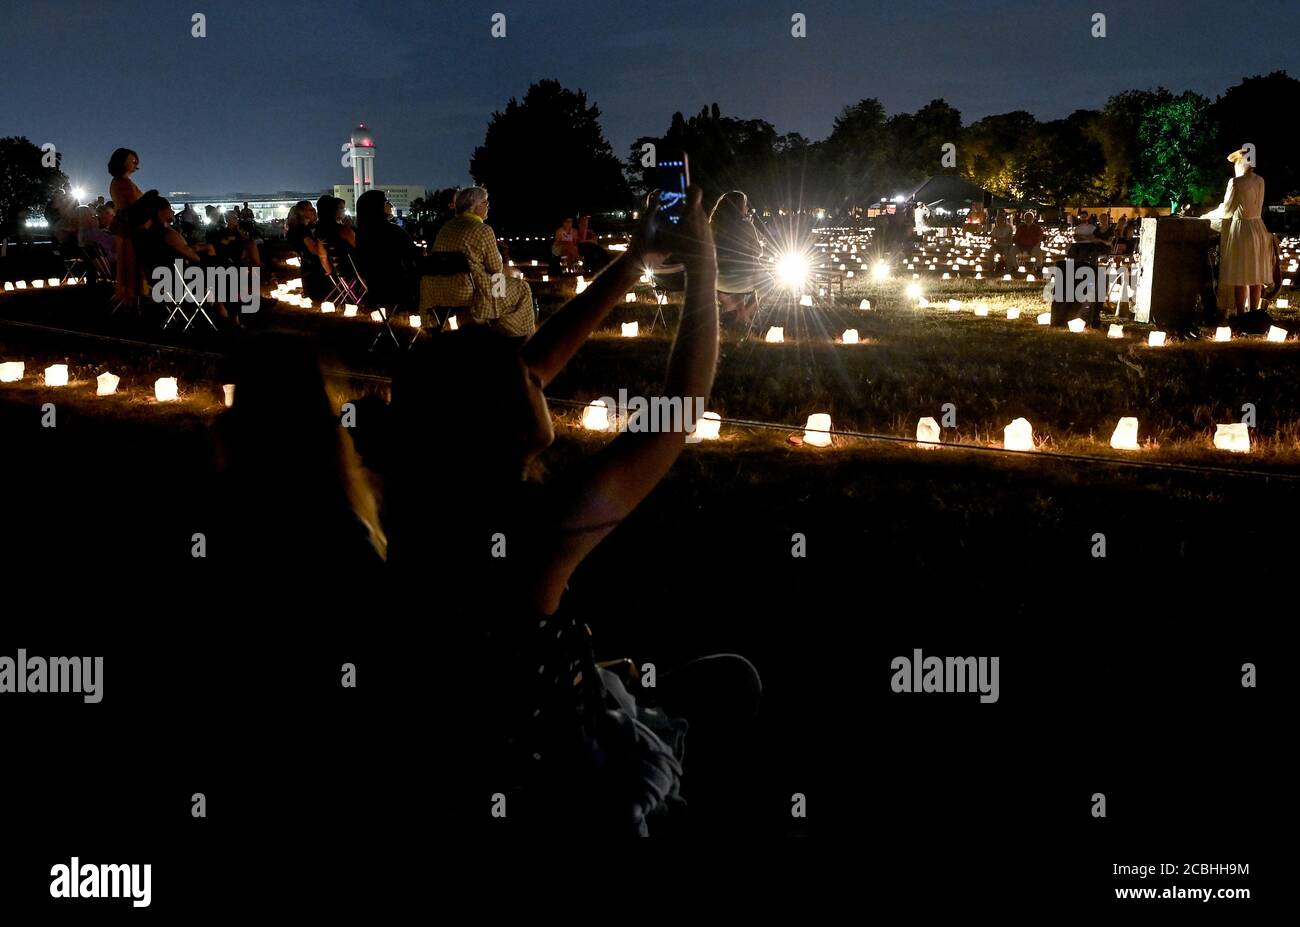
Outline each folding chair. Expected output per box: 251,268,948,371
647,264,684,332
59,241,93,285
157,264,217,332
323,240,367,307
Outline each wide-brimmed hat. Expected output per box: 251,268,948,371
1227,146,1252,164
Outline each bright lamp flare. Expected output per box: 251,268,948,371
776,253,809,289
904,282,923,301
872,260,889,281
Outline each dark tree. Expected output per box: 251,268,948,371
470,80,630,234
1211,71,1300,201
0,136,69,240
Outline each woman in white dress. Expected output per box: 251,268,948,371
1204,146,1274,315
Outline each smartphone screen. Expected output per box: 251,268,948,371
646,152,690,224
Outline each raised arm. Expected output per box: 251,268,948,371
521,195,672,387
532,187,718,611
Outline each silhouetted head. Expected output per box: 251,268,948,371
712,189,754,227
108,148,139,178
392,327,550,484
356,189,388,236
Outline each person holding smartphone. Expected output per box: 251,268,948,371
387,187,729,835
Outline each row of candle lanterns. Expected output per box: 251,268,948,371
0,362,242,406
2,277,89,292
577,401,1258,455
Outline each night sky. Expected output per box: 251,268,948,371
2,0,1296,198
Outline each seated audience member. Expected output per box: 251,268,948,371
576,214,613,273
132,190,243,323
709,190,767,326
425,187,535,337
79,203,117,263
552,216,581,267
354,189,422,309
177,203,201,239
991,214,1015,263
208,210,262,267
1013,212,1044,263
211,332,385,569
285,200,333,300
133,191,216,270
386,187,753,835
316,194,357,253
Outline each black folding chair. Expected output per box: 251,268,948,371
323,239,367,307
157,262,217,332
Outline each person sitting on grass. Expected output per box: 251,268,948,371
385,187,749,835
424,186,535,337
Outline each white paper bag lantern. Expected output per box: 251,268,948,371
1277,298,1290,309
223,384,236,408
1148,331,1166,347
941,272,951,280
621,321,639,337
685,411,722,444
1214,326,1232,342
409,314,422,328
1025,274,1036,282
1036,312,1051,325
799,294,813,307
1003,417,1033,451
625,292,637,302
0,361,25,382
1214,423,1250,453
916,416,940,448
841,329,859,344
974,304,989,316
575,276,588,294
44,364,68,387
301,299,313,309
47,278,60,287
541,274,549,282
947,299,962,311
1006,307,1020,320
321,301,335,313
344,304,358,317
858,299,871,310
447,315,459,331
1266,325,1287,342
1002,273,1012,281
765,326,784,343
15,281,26,290
286,278,302,290
154,377,178,401
1110,417,1139,450
802,413,833,447
581,399,610,431
95,372,119,396
2,282,13,291
1017,266,1027,273
1067,318,1086,332
370,310,383,322
1107,324,1124,338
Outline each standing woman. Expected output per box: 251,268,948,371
1205,147,1274,318
107,148,142,304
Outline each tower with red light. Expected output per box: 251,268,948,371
348,123,376,206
